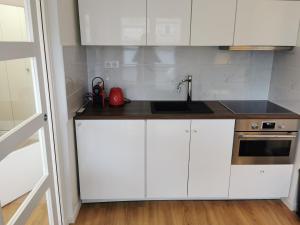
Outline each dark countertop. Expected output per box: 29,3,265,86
74,101,300,120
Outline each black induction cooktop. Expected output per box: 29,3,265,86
221,100,294,114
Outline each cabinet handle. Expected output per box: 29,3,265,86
193,130,198,133
185,130,190,133
259,170,265,174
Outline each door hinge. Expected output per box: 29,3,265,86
44,114,48,122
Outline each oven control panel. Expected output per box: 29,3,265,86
236,119,299,132
262,122,276,129
250,121,277,130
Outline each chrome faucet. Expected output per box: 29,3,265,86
177,75,192,102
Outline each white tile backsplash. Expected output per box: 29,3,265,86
87,47,274,100
269,47,300,114
63,46,88,118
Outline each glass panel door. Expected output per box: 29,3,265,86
0,0,61,225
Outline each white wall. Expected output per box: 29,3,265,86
61,45,87,223
0,0,24,7
50,0,87,224
269,47,300,211
87,47,274,100
58,0,80,46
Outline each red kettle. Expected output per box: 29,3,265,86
109,87,125,106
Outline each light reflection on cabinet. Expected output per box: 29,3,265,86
147,0,191,46
78,0,147,45
191,0,236,46
234,0,300,46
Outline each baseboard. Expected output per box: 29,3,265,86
81,197,231,203
67,201,81,224
281,198,297,211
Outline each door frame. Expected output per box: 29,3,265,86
38,0,75,224
37,0,68,224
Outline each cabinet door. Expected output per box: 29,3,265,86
188,120,235,198
147,0,191,46
234,0,300,46
147,120,190,198
76,120,145,201
229,165,293,199
78,0,146,45
191,0,236,46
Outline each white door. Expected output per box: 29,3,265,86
191,0,236,46
147,0,191,46
0,0,60,225
188,120,235,198
76,120,145,201
234,0,300,46
147,120,190,198
78,0,147,45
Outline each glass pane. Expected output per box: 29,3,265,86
239,140,291,157
0,129,45,224
0,58,38,136
24,193,50,225
0,1,30,42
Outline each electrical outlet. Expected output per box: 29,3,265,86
104,61,113,69
104,60,119,69
112,60,119,68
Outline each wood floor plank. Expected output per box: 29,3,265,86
2,194,49,225
74,200,300,225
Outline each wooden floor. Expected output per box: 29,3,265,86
2,194,49,225
3,199,300,225
74,200,300,225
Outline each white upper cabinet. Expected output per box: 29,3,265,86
234,0,300,46
78,0,300,46
191,0,237,46
188,120,235,198
78,0,146,45
147,120,190,198
147,0,191,45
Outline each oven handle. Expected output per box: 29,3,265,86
239,134,297,139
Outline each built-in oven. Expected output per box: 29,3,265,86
232,119,299,165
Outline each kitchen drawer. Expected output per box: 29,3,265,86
229,165,293,199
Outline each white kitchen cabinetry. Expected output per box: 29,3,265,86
229,165,293,199
147,0,191,46
191,0,236,46
188,120,235,198
75,120,145,201
78,0,146,45
234,0,300,46
147,120,191,198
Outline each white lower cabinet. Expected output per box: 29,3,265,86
146,119,235,199
75,119,294,202
146,120,191,198
188,120,235,198
229,165,293,199
75,120,145,201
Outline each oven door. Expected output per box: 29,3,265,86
232,132,298,164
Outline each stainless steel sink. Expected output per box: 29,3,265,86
151,101,214,114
